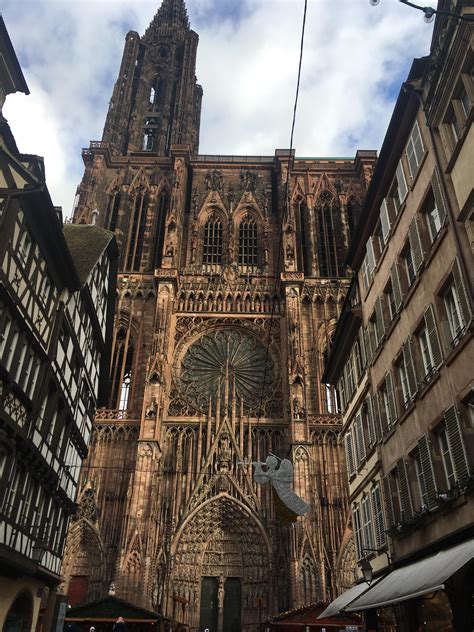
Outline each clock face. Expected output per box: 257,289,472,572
178,329,274,413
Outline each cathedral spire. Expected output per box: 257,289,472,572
144,0,190,39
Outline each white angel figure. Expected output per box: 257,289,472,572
253,455,309,516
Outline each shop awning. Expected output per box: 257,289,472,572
318,582,376,619
346,539,474,612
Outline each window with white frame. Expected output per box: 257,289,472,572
444,282,465,342
423,191,442,243
345,431,356,479
402,241,416,286
397,358,410,409
406,120,425,179
381,371,397,428
438,426,456,490
413,450,428,509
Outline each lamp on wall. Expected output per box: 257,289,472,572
31,537,47,564
360,557,374,585
369,0,474,23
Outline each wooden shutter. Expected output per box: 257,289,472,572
397,458,413,520
403,337,418,398
372,393,384,441
375,296,385,345
353,505,363,559
408,215,424,272
366,396,377,447
391,264,403,311
364,325,373,365
371,483,386,548
380,199,391,244
424,305,443,369
382,475,395,528
417,434,438,509
396,161,408,203
358,329,367,369
386,371,397,426
367,237,377,274
431,166,447,228
355,413,366,466
444,406,469,481
345,431,356,478
452,258,471,328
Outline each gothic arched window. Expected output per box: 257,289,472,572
153,192,169,268
202,215,223,267
105,192,120,231
316,192,345,277
347,196,361,238
110,327,134,409
125,191,148,271
238,214,258,267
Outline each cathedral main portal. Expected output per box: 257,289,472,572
172,495,270,631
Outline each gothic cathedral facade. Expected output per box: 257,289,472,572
62,1,376,629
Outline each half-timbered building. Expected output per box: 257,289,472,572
0,18,118,632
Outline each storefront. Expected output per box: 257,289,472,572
320,540,474,631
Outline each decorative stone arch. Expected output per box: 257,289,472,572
168,492,272,629
314,188,344,277
61,518,106,605
335,532,357,593
298,549,321,606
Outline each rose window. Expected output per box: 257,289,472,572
178,329,274,412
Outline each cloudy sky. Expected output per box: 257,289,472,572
3,0,436,216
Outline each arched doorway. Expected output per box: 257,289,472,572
3,590,33,632
170,493,271,632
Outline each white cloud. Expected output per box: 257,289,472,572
2,0,436,215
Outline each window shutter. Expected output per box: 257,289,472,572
371,484,386,548
355,413,366,466
390,264,403,311
417,434,438,510
444,406,469,481
431,166,447,228
408,215,424,272
424,305,443,369
386,371,397,426
362,495,375,549
452,258,471,328
397,458,413,520
382,475,395,529
364,325,373,365
396,161,408,203
375,296,385,344
367,238,376,275
353,505,363,560
403,337,418,398
372,393,384,441
345,431,356,478
359,329,367,369
380,199,391,244
366,396,377,447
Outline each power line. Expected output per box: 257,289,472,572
256,0,309,425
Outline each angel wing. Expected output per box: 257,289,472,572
272,479,310,516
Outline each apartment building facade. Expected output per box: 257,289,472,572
323,2,473,630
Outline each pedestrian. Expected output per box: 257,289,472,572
89,627,95,632
113,617,126,632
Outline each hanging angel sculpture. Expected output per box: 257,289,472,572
253,455,309,521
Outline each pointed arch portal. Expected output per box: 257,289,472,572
169,493,271,632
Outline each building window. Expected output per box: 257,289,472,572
460,87,472,119
119,371,131,410
353,504,363,560
316,191,344,277
381,371,397,429
438,427,456,490
397,358,410,410
371,483,386,548
389,161,408,214
402,241,416,287
406,120,425,179
203,214,223,267
362,495,374,550
344,432,356,479
110,327,134,409
422,193,441,245
106,192,121,231
384,281,397,321
238,214,258,267
354,412,366,468
450,110,462,142
413,450,428,509
125,191,148,271
444,282,465,343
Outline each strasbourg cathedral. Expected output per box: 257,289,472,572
62,0,376,628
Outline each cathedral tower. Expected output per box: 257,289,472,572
63,1,376,629
102,0,202,155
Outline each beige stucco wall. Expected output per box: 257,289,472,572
0,576,45,632
451,125,474,214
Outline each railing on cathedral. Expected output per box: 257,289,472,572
94,408,141,425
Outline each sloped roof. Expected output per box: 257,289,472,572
63,224,115,286
65,595,164,621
